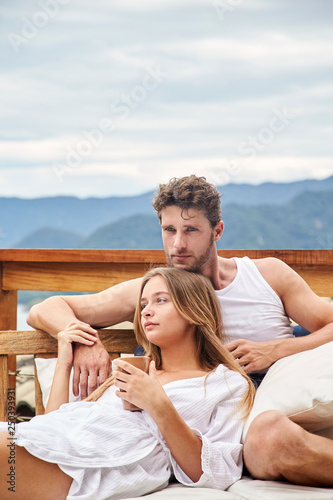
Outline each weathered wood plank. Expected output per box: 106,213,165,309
2,251,333,293
0,249,332,266
2,262,154,292
0,249,166,263
0,329,137,355
0,330,58,355
0,270,17,390
0,356,9,421
0,289,17,329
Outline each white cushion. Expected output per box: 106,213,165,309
125,483,245,499
34,358,79,407
228,477,333,499
242,342,333,441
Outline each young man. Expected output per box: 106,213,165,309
28,175,333,486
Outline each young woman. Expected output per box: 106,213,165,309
0,267,255,500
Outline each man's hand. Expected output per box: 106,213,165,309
57,322,98,368
225,338,280,373
72,332,111,398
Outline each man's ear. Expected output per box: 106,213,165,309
213,221,224,242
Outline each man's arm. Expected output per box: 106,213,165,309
226,258,333,373
27,278,142,397
27,278,143,335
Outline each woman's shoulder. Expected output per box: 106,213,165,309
213,364,249,390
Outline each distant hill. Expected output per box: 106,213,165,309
78,189,332,250
219,189,333,249
1,193,153,248
37,188,332,251
2,175,333,248
15,227,83,249
219,175,333,208
81,214,163,249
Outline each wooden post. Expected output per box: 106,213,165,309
0,263,17,421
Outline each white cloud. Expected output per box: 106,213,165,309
159,36,333,76
0,154,332,200
0,0,332,198
222,156,333,185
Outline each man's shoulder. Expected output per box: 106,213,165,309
251,257,292,295
217,255,284,270
216,256,290,291
252,256,287,272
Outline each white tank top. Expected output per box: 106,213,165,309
215,257,294,343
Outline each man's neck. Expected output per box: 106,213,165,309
200,255,237,291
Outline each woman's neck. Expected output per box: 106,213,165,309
159,341,202,374
157,350,208,386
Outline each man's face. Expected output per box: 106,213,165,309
160,205,221,273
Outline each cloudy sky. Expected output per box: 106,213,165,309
1,0,332,198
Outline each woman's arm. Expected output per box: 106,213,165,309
113,359,203,482
45,361,72,414
114,361,247,488
148,392,203,482
45,323,98,413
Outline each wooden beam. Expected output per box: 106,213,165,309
0,248,332,266
0,355,8,421
0,264,17,401
2,262,153,292
0,250,333,296
0,329,137,355
0,249,166,264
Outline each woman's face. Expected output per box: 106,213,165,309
140,275,194,348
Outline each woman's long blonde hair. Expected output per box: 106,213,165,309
87,267,255,418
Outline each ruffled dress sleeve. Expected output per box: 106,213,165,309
167,368,247,490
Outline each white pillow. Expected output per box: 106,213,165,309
242,341,333,441
34,358,80,408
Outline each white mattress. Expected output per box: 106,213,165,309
125,478,333,500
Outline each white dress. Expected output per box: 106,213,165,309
11,365,247,500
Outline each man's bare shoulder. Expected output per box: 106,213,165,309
252,257,295,296
252,256,288,273
251,257,288,270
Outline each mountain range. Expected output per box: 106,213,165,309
1,175,333,250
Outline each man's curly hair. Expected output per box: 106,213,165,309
152,175,222,228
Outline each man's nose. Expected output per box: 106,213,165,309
173,232,186,250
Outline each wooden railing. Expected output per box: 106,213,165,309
1,249,333,420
